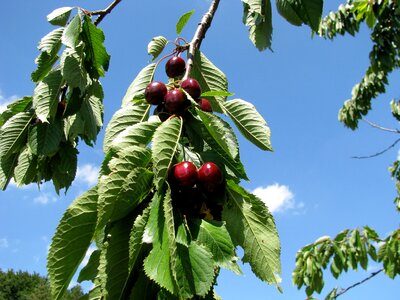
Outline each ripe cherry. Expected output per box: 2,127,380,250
198,98,212,112
145,81,167,105
197,162,224,193
164,89,187,113
171,161,198,188
181,78,201,99
166,56,186,78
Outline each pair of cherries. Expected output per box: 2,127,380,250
170,161,223,193
144,56,212,114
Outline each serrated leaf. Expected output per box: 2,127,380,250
50,142,78,193
0,96,32,127
61,44,87,90
189,219,242,274
223,99,272,151
122,63,157,106
32,51,60,83
33,70,64,122
278,0,322,31
242,0,273,51
197,110,239,160
152,117,183,189
128,271,159,300
99,216,132,300
0,154,18,190
38,27,64,53
78,249,100,283
223,180,281,286
110,120,161,153
176,10,194,35
47,7,73,26
81,15,110,78
128,206,151,270
62,14,82,48
47,187,98,300
97,167,153,228
148,36,168,61
103,103,150,153
14,146,37,186
191,51,228,113
28,120,63,156
0,112,32,158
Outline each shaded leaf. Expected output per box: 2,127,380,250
14,146,37,186
0,112,32,158
148,36,168,61
61,44,87,90
38,27,64,53
28,120,63,156
32,51,60,83
47,7,73,26
62,14,82,48
78,249,100,283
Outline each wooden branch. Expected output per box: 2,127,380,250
90,0,123,26
183,0,220,79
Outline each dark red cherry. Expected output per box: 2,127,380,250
181,78,201,99
171,161,198,188
197,162,224,193
198,98,212,112
166,56,186,78
145,81,167,105
164,89,187,113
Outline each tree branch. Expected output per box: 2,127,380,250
333,269,383,299
90,0,123,26
362,118,400,133
351,138,400,159
183,0,220,79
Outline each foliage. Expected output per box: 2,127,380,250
0,269,86,300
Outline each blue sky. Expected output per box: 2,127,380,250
0,0,399,298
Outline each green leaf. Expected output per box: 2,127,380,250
47,7,73,26
0,112,32,158
148,36,168,61
47,187,98,300
197,110,239,160
61,44,87,90
38,28,64,53
81,15,110,77
242,0,273,51
223,99,272,151
152,117,183,189
103,103,151,153
201,90,234,97
176,10,195,35
191,51,228,113
62,14,82,48
223,180,281,286
32,51,60,83
28,120,63,156
110,120,161,153
0,154,18,190
122,63,157,106
276,0,303,26
78,249,100,283
33,70,64,122
99,217,132,300
189,219,241,274
128,271,159,300
0,96,32,127
50,142,78,193
78,80,104,144
14,146,37,186
97,167,153,228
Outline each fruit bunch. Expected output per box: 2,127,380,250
144,56,213,122
169,161,225,220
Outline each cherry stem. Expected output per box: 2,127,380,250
183,0,220,80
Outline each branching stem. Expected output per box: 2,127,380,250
333,269,383,299
91,0,123,26
362,118,400,134
183,0,220,79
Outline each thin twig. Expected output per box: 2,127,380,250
333,269,383,299
183,0,220,79
351,138,400,159
362,118,400,133
91,0,123,26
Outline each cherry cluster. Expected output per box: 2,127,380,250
169,161,225,220
144,56,212,121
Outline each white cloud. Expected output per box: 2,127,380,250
76,164,100,186
253,183,303,213
34,193,57,205
0,89,18,113
0,238,9,248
